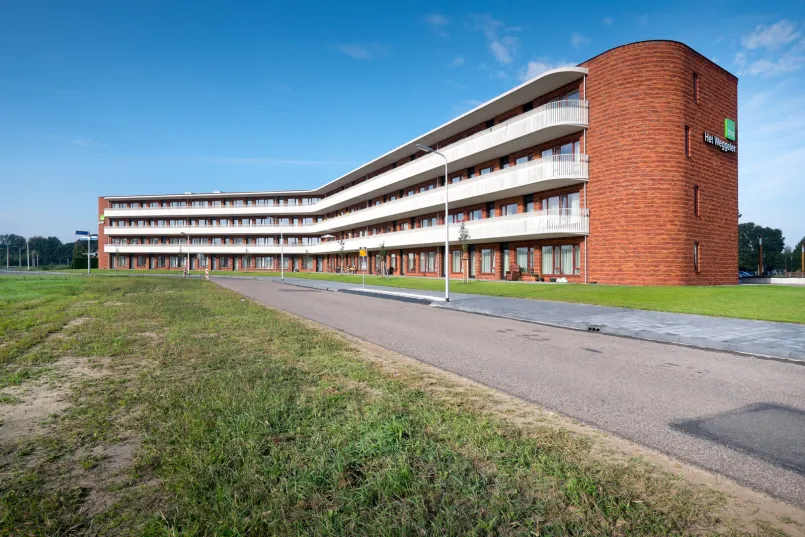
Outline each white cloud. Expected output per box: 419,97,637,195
489,38,515,63
518,60,573,82
71,137,105,148
468,14,520,65
742,20,800,50
570,32,590,50
450,56,465,67
425,13,450,37
333,43,388,60
735,20,805,77
740,55,803,76
602,16,613,25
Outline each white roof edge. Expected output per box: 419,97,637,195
104,66,588,201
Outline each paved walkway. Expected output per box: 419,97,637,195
238,276,805,362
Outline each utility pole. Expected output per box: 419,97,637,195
758,236,764,276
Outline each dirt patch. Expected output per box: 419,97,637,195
74,438,143,518
0,356,112,443
282,311,805,537
66,317,90,329
0,383,69,442
103,301,126,307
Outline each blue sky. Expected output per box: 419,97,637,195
1,0,804,245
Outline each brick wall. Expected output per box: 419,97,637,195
583,41,738,285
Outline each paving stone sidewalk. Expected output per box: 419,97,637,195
232,276,805,362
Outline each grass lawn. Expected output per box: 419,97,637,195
54,269,805,323
0,275,789,535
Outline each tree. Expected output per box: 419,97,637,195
793,237,805,273
243,251,252,272
738,222,785,274
1,234,27,267
378,241,388,279
457,221,471,284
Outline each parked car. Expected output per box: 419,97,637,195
738,271,753,279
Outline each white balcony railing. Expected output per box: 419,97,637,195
103,100,589,219
104,209,589,256
103,154,588,237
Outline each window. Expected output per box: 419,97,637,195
574,246,581,275
542,246,554,274
420,252,427,272
525,194,535,212
516,155,530,165
685,125,691,157
158,256,166,268
480,166,493,175
481,249,493,273
567,89,580,100
468,209,482,221
427,251,436,272
485,119,494,129
523,101,533,112
694,185,700,216
450,213,464,223
500,156,510,169
451,176,461,184
693,73,699,103
170,256,180,268
694,242,700,272
467,167,476,178
399,222,409,231
389,254,396,270
137,256,146,267
501,203,518,216
452,250,461,273
487,202,496,218
516,247,529,271
561,245,573,274
408,189,415,197
408,253,415,271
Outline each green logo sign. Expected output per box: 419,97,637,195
724,118,736,141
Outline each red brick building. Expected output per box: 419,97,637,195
98,41,738,285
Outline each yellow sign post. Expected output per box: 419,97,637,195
359,247,367,288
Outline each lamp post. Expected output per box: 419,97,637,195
416,143,450,301
180,231,190,276
4,238,8,270
26,238,29,271
758,236,764,276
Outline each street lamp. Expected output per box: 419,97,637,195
416,143,450,301
26,238,29,271
280,229,284,282
180,231,190,277
758,236,764,276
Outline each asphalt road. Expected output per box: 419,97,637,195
216,278,805,507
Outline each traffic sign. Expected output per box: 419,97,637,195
359,248,367,257
75,230,89,236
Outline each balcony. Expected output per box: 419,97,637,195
102,100,589,219
103,154,588,237
104,209,589,256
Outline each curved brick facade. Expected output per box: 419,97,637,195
583,41,738,285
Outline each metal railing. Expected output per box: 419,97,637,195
104,100,589,214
